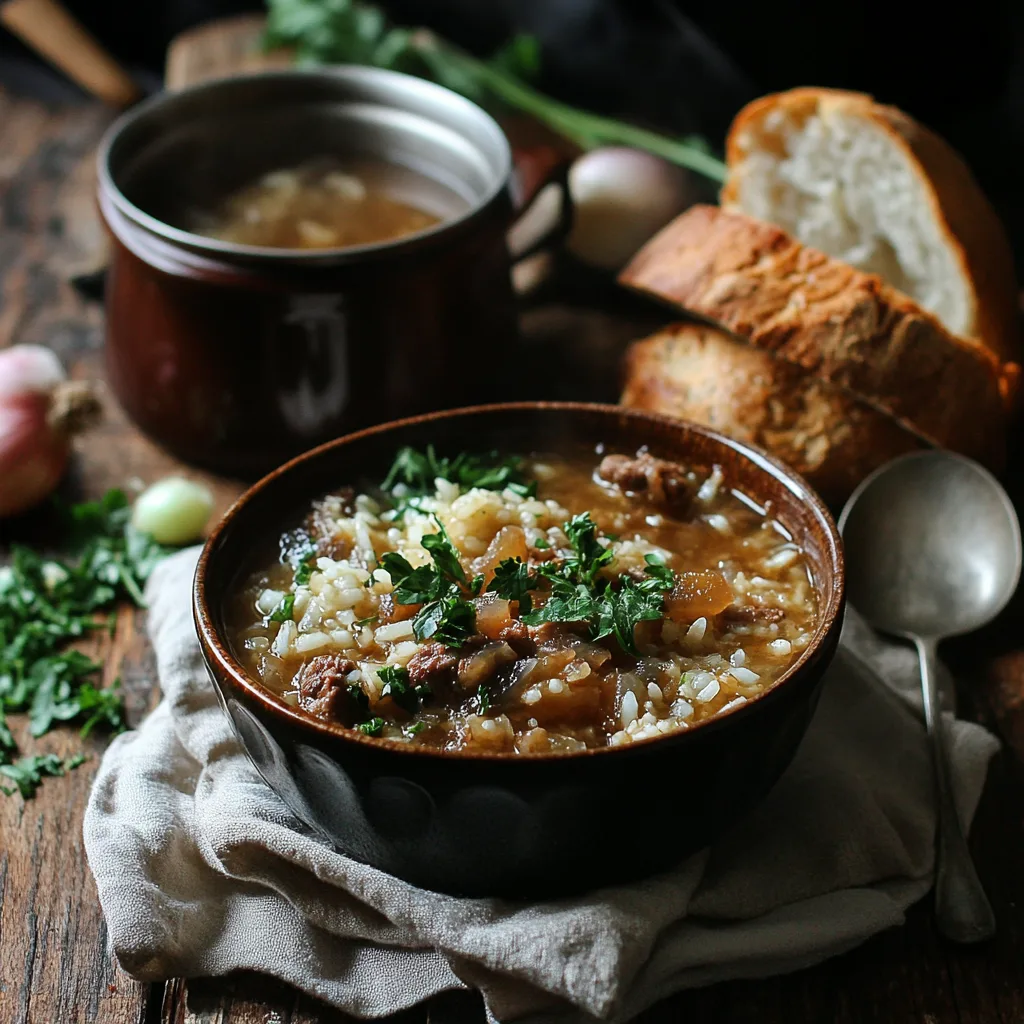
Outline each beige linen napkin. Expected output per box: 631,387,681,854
84,548,998,1023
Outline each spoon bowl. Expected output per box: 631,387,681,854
839,451,1021,638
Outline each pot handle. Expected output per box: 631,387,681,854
506,160,574,264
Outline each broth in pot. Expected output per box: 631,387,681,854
188,157,468,250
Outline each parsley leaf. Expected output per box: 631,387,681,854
0,753,84,799
487,558,537,614
413,585,476,647
563,513,614,582
295,551,317,586
591,558,676,654
521,578,596,626
643,552,675,586
380,446,535,515
421,517,466,584
381,519,478,648
378,664,421,713
379,553,440,604
358,717,385,736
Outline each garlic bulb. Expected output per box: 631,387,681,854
0,345,100,517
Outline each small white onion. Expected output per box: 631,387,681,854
132,476,214,545
567,147,698,270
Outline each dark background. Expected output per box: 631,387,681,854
3,0,1024,264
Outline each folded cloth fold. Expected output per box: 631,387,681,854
84,548,998,1023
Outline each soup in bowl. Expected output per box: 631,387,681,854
196,404,844,896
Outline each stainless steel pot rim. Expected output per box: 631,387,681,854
96,66,513,264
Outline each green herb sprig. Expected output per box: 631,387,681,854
380,516,478,647
487,513,675,654
0,490,173,798
377,664,430,714
263,0,726,182
380,446,535,521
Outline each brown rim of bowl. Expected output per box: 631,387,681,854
193,401,846,762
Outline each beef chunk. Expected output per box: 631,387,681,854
406,642,458,687
294,654,357,720
497,619,530,644
598,453,692,511
304,488,357,560
721,605,786,624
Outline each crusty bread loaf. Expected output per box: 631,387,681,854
722,87,1020,364
620,204,1009,467
621,323,924,504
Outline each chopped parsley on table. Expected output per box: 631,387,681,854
0,490,174,798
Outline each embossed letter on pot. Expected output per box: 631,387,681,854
97,69,564,476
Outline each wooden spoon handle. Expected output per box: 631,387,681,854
0,0,141,106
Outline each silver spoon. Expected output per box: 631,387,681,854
839,450,1021,943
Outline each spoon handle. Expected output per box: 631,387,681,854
915,636,996,943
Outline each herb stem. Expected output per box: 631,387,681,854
416,37,727,182
117,561,147,607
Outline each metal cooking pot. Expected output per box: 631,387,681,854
97,68,565,476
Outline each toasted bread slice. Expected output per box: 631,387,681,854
620,205,1009,466
722,87,1020,364
621,324,924,504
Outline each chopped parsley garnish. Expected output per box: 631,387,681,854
421,522,467,584
295,551,317,586
357,717,385,736
532,536,551,550
562,512,615,583
404,721,427,737
516,516,674,654
414,591,476,647
1,489,175,797
380,517,478,647
382,446,535,496
377,664,429,714
487,557,538,614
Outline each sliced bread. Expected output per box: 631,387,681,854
721,87,1020,364
619,204,1009,467
621,323,925,503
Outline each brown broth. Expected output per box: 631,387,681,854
189,158,467,250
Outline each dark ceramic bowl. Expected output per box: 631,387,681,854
194,403,845,897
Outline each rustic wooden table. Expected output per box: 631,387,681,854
3,27,1024,1022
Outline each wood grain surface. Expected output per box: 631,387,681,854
1,17,1024,1023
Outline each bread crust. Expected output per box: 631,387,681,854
619,205,1008,466
722,87,1021,365
621,323,924,504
